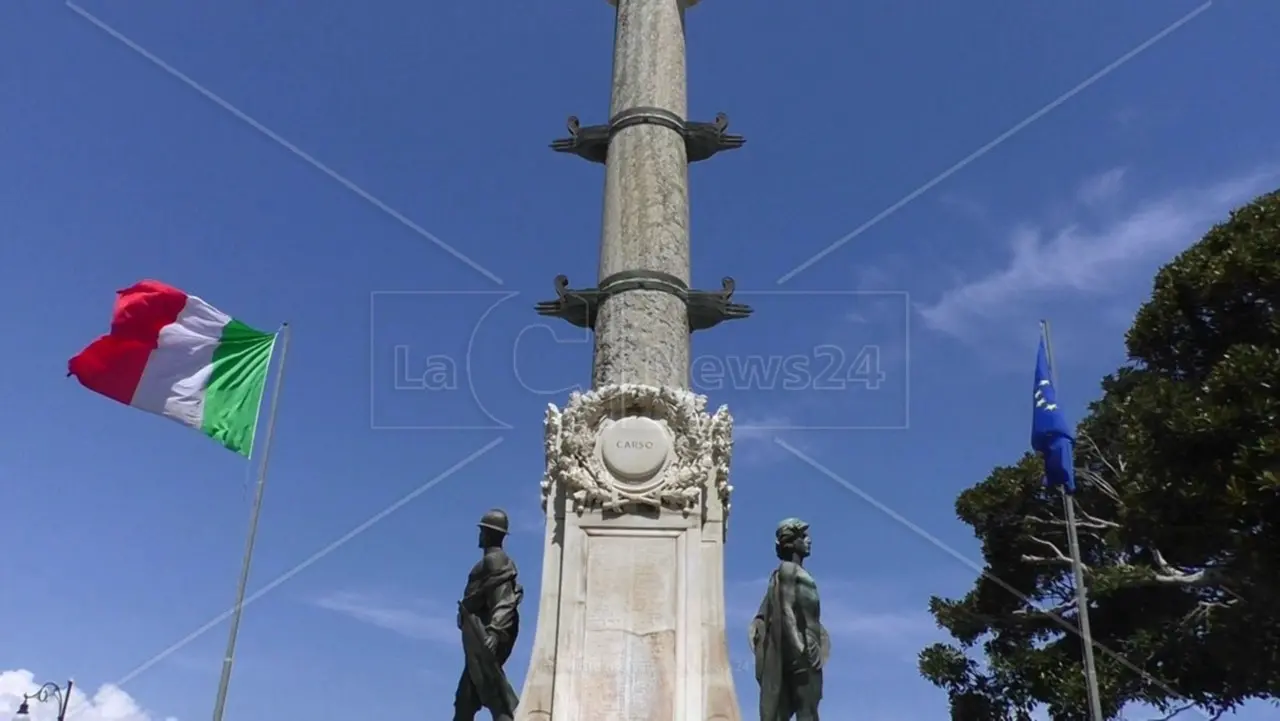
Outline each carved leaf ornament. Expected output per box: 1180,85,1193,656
542,384,733,520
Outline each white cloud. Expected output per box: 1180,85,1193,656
1113,106,1141,128
724,578,935,652
504,503,549,535
1075,167,1126,207
0,671,175,721
310,591,457,645
734,418,790,439
847,293,907,329
820,602,935,645
918,167,1277,340
937,192,989,222
851,264,898,292
509,512,547,535
731,417,801,466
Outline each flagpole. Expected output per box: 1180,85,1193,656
211,322,291,721
1040,319,1105,721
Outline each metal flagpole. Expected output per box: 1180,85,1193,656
211,322,291,721
1040,319,1105,721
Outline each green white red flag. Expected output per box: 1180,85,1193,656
68,280,277,456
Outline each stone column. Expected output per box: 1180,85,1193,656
593,0,691,389
522,0,746,719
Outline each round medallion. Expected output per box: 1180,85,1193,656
599,416,670,482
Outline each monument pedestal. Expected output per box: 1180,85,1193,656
516,385,741,721
519,0,747,715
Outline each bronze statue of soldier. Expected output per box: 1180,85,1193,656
748,518,829,721
453,509,523,721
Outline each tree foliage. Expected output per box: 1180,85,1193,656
919,190,1280,719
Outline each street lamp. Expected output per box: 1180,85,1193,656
12,680,72,721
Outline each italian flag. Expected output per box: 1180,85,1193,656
68,280,278,456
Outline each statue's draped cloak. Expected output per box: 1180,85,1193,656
752,564,827,720
456,549,522,716
753,569,788,721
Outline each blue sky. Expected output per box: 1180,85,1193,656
2,1,1277,719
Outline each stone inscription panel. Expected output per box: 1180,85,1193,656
579,534,679,720
599,416,670,481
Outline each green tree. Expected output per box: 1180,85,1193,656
919,190,1280,720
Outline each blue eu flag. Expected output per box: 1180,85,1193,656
1032,337,1076,493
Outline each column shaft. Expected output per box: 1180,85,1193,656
592,0,691,389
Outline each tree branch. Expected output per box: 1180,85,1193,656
1184,598,1238,627
1077,506,1120,529
1021,536,1076,566
1021,537,1229,591
1012,598,1076,618
1147,702,1195,720
1145,704,1226,721
1147,548,1226,587
1074,431,1124,502
1024,513,1119,531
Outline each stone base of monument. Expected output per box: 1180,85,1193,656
515,384,742,721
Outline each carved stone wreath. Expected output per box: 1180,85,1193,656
542,383,734,515
708,404,734,525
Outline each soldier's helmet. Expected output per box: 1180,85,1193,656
477,508,510,535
